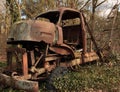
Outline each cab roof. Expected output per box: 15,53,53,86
35,7,81,23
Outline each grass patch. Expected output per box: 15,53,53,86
53,59,120,91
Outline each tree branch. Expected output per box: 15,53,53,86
80,0,91,10
95,0,106,8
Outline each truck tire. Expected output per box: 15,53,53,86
46,66,68,91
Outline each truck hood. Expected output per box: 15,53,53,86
8,20,56,44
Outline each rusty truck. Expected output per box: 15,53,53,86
0,7,102,91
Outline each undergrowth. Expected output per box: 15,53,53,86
53,58,120,92
0,56,120,92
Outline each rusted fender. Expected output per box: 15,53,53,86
49,44,75,59
0,73,39,92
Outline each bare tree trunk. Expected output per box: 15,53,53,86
108,4,118,48
90,0,96,52
90,0,106,52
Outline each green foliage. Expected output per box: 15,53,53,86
52,59,120,91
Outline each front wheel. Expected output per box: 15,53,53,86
46,66,68,91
